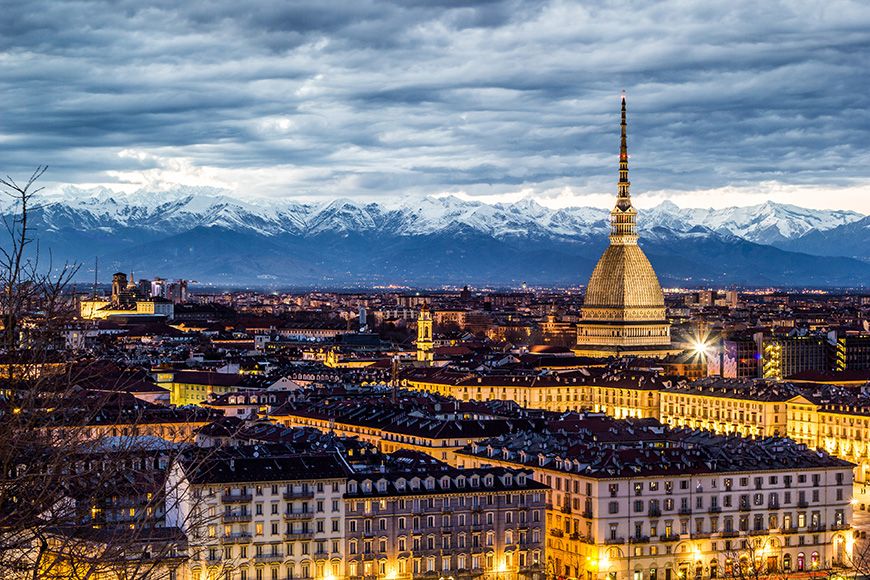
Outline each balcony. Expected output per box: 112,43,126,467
549,529,564,538
285,531,316,540
659,534,680,542
629,536,650,544
255,553,285,563
831,523,850,531
648,508,662,518
604,537,625,545
284,511,314,520
707,506,722,514
284,490,315,500
767,504,779,511
222,512,253,523
222,493,253,503
678,508,692,516
222,533,252,544
560,505,572,515
720,531,738,538
797,500,809,508
738,504,751,512
582,510,594,519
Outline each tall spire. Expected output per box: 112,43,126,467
617,91,631,209
610,91,638,243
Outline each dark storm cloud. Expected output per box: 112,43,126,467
1,0,869,208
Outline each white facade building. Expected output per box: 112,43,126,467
166,454,348,580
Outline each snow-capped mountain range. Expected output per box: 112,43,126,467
13,186,870,286
33,186,864,243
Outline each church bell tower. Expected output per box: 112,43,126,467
416,303,434,364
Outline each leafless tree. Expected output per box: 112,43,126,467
0,168,235,579
846,527,868,578
716,539,794,580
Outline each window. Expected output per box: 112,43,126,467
609,501,619,514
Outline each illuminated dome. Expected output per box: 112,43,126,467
582,244,666,322
574,93,674,358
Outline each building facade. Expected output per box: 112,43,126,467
761,336,826,379
344,464,547,580
461,430,854,580
166,454,348,580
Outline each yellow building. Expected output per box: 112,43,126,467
80,297,174,320
156,370,252,407
786,396,870,488
323,347,381,369
658,381,793,438
403,368,663,418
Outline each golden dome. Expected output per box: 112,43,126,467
574,94,673,357
582,243,666,322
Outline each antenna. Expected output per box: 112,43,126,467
92,256,98,299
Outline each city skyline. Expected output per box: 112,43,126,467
2,1,870,211
2,2,870,579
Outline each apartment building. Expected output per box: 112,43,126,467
787,393,870,491
166,453,348,580
658,380,797,438
403,368,665,419
271,394,543,465
343,455,548,580
460,426,854,580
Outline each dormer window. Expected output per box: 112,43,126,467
484,476,494,487
347,482,357,493
377,480,388,492
440,477,451,490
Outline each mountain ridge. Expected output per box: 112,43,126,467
12,187,870,287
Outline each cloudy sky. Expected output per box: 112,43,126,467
2,0,870,211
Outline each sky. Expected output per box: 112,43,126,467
2,0,870,212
